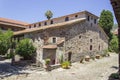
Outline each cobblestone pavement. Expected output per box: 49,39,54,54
0,53,118,80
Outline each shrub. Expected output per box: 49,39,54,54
45,59,51,65
0,30,13,55
6,53,15,59
15,38,36,60
101,49,109,57
109,35,118,53
110,73,119,79
61,61,70,69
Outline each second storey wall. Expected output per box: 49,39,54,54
24,20,108,63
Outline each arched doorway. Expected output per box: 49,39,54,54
68,52,72,62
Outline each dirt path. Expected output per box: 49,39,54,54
0,53,118,80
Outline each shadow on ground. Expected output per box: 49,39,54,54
108,72,119,80
0,56,6,61
108,66,119,80
111,66,119,70
0,61,29,79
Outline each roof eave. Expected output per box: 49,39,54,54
14,18,86,36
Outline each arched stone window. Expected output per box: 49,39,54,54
75,15,78,18
87,16,90,21
90,45,92,51
34,24,36,27
51,20,53,24
68,52,72,62
52,37,56,43
90,39,92,43
44,22,47,25
65,17,69,21
39,23,41,26
29,25,31,28
99,45,100,51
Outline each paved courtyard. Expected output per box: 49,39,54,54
0,53,118,80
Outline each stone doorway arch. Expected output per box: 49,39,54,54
68,52,72,62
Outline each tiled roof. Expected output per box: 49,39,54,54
57,40,64,45
43,45,57,49
14,18,86,35
29,11,99,26
0,17,29,26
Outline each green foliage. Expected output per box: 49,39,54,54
109,35,118,53
101,49,109,57
110,73,119,79
6,53,15,59
0,30,13,55
61,61,70,69
98,10,114,40
45,10,53,20
45,58,51,65
15,38,36,60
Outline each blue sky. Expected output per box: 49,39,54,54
0,0,117,23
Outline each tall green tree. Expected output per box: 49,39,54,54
98,10,114,40
15,38,36,60
45,10,53,20
109,35,118,53
0,30,13,55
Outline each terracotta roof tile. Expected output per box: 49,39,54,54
57,40,64,45
0,17,29,26
43,45,57,49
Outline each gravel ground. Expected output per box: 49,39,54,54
0,53,118,80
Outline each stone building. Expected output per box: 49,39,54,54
13,11,108,66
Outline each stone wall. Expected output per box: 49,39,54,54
25,18,108,65
24,12,108,65
27,12,86,29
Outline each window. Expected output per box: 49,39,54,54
87,16,90,21
94,19,97,24
44,22,47,25
51,20,53,24
99,45,100,50
53,37,56,43
12,28,15,31
1,27,4,30
91,17,93,20
39,23,41,26
29,26,31,28
79,35,81,39
34,24,36,27
65,17,69,21
75,15,78,18
90,39,92,43
90,45,92,51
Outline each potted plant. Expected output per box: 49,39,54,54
45,58,51,71
96,54,101,59
85,55,90,62
91,56,95,60
80,57,84,63
61,61,70,69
